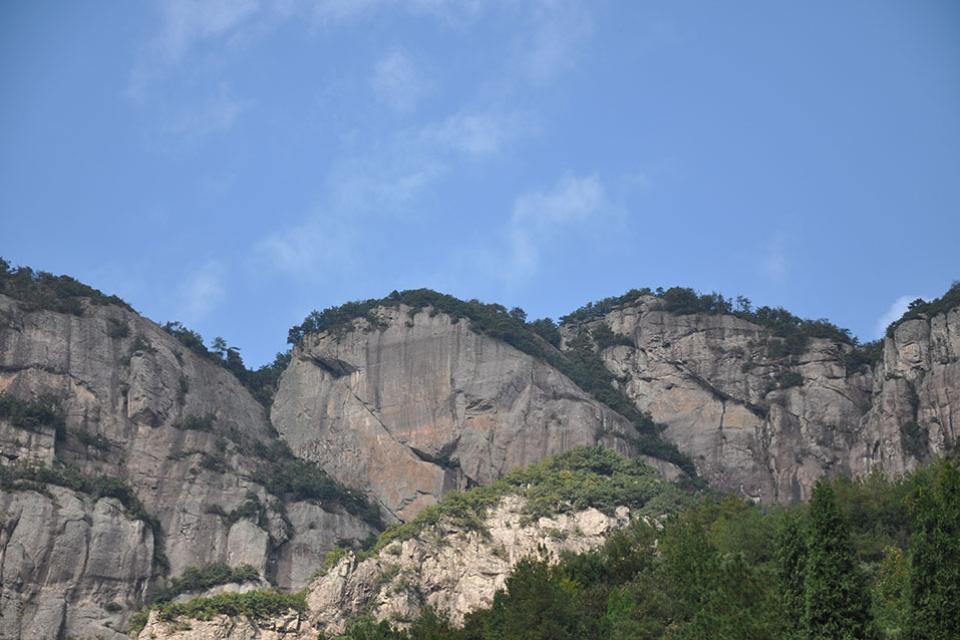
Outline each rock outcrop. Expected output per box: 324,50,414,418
272,306,670,522
0,487,154,640
0,293,374,639
305,495,631,636
568,295,958,503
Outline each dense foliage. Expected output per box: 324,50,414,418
0,257,132,315
886,281,960,338
0,392,65,437
152,563,260,604
324,458,959,640
128,588,307,635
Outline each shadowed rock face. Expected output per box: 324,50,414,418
0,294,373,639
271,306,671,522
853,308,960,476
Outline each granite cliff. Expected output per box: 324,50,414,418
0,261,957,639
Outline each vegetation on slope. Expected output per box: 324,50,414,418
151,563,260,604
0,392,65,437
328,458,960,640
885,280,960,337
0,257,132,314
561,285,883,365
161,321,291,407
128,588,307,636
171,413,383,529
323,446,691,569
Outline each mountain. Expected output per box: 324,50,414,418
0,260,956,639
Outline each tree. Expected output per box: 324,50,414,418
777,511,808,639
907,459,960,640
481,559,584,640
803,480,873,640
508,307,527,323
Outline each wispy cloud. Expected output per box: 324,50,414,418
874,294,926,338
762,234,788,281
165,83,248,139
419,111,531,157
517,0,593,82
371,49,429,112
179,260,226,322
129,0,261,100
256,152,445,278
506,174,613,279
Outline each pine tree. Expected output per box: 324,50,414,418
907,459,960,640
776,511,807,639
803,480,873,640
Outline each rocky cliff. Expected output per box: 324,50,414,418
567,293,958,503
1,263,957,639
0,285,375,639
272,305,680,522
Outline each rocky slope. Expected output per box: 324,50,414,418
0,288,374,639
134,446,684,639
272,305,680,522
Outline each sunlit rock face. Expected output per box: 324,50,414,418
0,294,373,639
271,305,663,522
566,295,958,503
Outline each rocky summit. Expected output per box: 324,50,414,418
0,263,957,640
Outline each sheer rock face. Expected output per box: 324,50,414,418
271,306,658,522
570,296,959,503
0,487,154,640
853,308,960,476
0,295,373,639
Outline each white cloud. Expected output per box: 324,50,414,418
256,153,445,278
419,111,529,157
153,0,261,63
165,84,248,139
371,49,429,112
506,174,612,279
179,260,226,322
518,0,593,82
874,294,925,338
762,234,788,281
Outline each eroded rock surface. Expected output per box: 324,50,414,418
272,306,654,521
0,486,154,640
0,294,373,638
569,295,958,502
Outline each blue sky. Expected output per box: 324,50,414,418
2,1,958,366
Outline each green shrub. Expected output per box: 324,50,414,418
107,317,130,339
154,589,306,623
152,563,260,604
0,393,65,437
0,258,133,315
360,446,690,560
